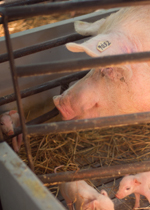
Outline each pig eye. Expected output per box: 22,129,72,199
126,187,130,190
0,122,4,125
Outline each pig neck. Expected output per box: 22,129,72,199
134,172,150,196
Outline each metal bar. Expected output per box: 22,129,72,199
4,108,59,141
2,15,34,171
4,0,150,20
0,33,89,63
38,160,150,184
0,128,4,143
0,0,49,8
60,83,69,94
0,70,89,106
16,51,150,77
26,111,150,135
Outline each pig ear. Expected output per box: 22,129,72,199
9,110,17,116
133,178,141,185
66,33,113,57
83,200,99,210
100,189,108,197
74,19,105,36
66,34,103,57
66,43,86,53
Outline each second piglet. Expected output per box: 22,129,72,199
0,110,22,153
116,171,150,209
58,179,114,210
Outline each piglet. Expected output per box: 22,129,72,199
116,171,150,209
55,167,114,210
59,180,114,210
0,110,22,153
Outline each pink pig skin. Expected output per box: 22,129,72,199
116,172,150,209
53,6,150,120
0,110,22,153
59,180,114,210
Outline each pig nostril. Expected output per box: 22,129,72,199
95,103,100,107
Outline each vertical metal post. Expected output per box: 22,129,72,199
0,128,4,143
2,15,34,171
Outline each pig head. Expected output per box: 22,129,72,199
53,6,150,120
0,110,22,153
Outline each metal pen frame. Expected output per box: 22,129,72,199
1,0,150,182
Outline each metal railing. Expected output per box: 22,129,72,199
1,0,150,180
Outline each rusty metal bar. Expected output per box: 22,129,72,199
2,15,34,171
0,33,89,63
38,160,150,184
26,111,150,135
16,51,150,77
4,0,150,20
0,70,89,106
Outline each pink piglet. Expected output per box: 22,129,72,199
116,171,150,209
0,110,22,153
55,166,114,210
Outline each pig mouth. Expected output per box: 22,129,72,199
53,95,77,120
115,194,122,199
55,103,76,121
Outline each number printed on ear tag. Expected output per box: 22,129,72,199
97,40,111,52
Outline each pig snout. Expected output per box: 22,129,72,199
7,130,14,136
53,72,100,120
53,95,76,120
115,192,124,199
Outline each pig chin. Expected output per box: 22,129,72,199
57,105,76,120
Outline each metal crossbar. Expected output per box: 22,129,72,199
3,0,150,20
16,51,150,77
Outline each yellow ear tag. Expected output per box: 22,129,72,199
97,40,111,52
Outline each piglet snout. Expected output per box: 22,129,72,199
7,130,14,136
115,193,122,199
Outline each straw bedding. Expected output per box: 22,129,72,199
13,123,150,197
18,123,150,174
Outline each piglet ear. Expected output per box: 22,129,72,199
133,178,141,185
100,189,108,197
9,110,17,116
83,200,99,210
